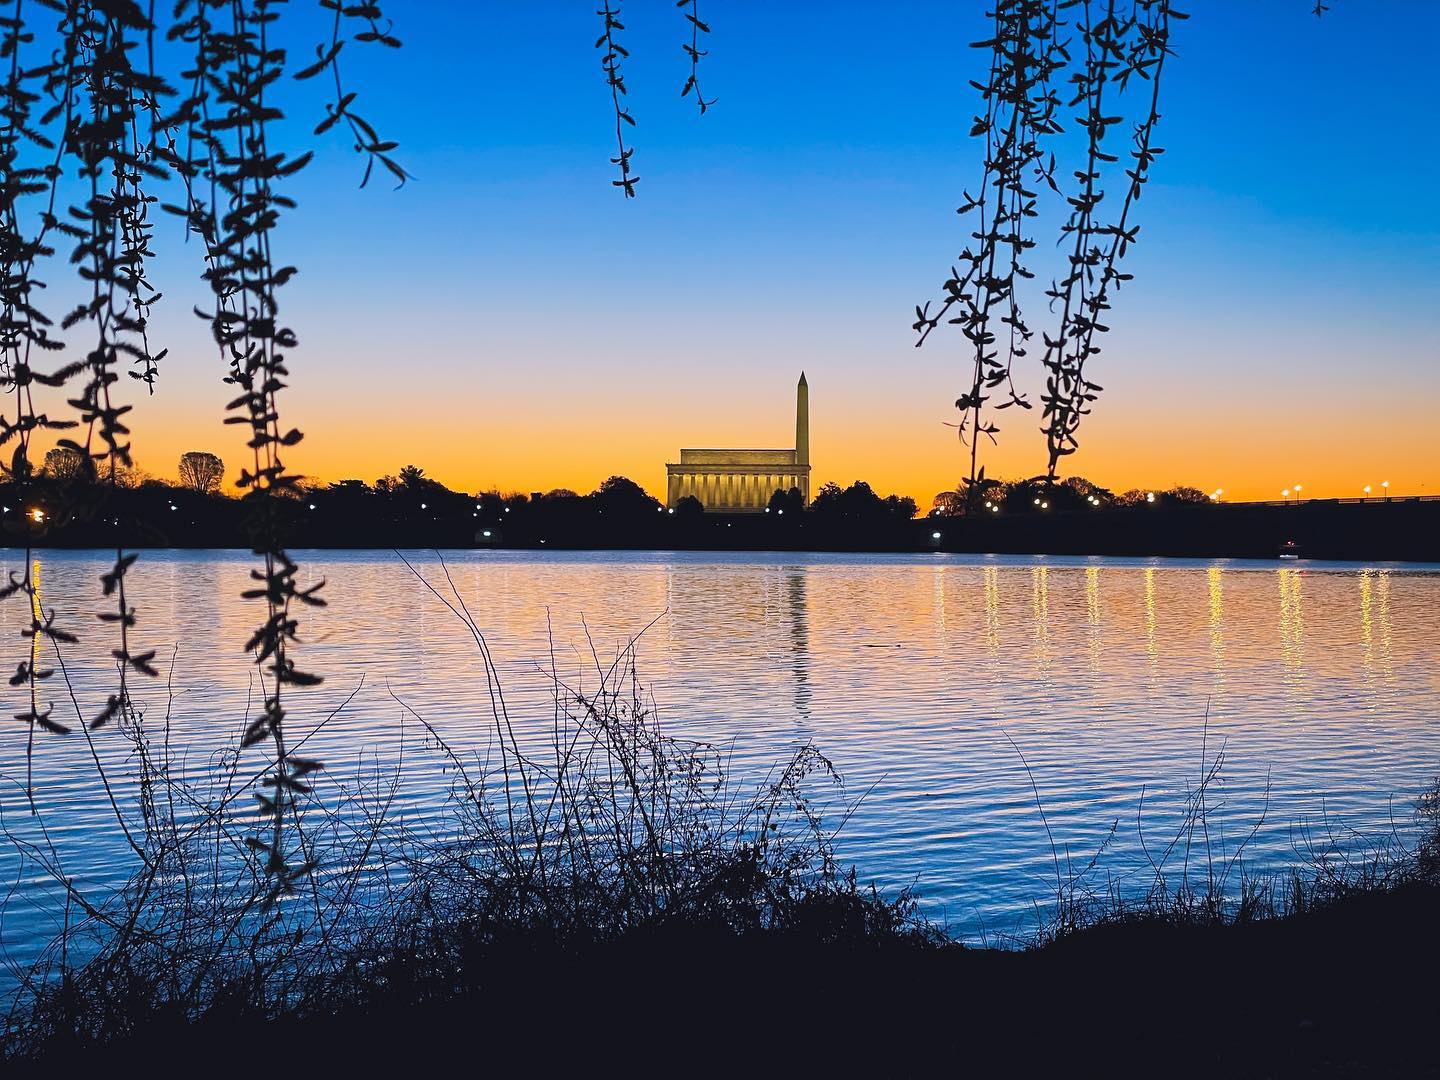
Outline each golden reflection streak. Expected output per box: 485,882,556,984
1031,565,1050,675
1278,567,1305,689
1208,566,1226,687
934,563,947,638
1376,569,1394,686
1143,567,1157,666
1359,570,1374,694
1085,566,1101,672
983,565,1000,654
29,558,41,673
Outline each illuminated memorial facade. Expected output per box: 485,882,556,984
665,373,811,513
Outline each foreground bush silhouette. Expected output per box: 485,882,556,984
0,564,927,1061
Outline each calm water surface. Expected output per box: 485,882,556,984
2,549,1437,966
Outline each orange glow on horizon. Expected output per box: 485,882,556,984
20,365,1436,512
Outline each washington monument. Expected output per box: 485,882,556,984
665,372,811,512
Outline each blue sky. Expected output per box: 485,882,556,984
110,0,1438,501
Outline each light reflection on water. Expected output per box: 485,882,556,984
2,549,1438,961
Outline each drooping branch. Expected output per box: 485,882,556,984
915,0,1180,494
1039,0,1179,478
913,1,1068,501
678,0,715,115
596,1,638,197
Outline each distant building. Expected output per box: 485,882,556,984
666,373,811,512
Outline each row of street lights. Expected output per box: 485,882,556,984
1281,481,1389,502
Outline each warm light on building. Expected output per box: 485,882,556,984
666,373,811,512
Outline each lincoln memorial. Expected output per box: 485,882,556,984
665,372,811,512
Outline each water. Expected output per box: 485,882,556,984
2,549,1437,967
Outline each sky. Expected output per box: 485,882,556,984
26,1,1440,506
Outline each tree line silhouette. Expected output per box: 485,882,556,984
13,457,1415,559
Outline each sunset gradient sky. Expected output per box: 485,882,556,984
36,1,1438,506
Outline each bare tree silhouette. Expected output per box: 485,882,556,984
177,451,225,494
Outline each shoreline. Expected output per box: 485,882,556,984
6,499,1436,562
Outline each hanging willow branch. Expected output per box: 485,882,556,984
913,0,1069,496
678,0,714,115
596,1,637,197
0,0,403,896
915,0,1180,499
1040,0,1178,477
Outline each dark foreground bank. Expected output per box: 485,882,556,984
10,881,1440,1078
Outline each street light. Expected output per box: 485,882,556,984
1363,485,1372,495
1145,492,1155,504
